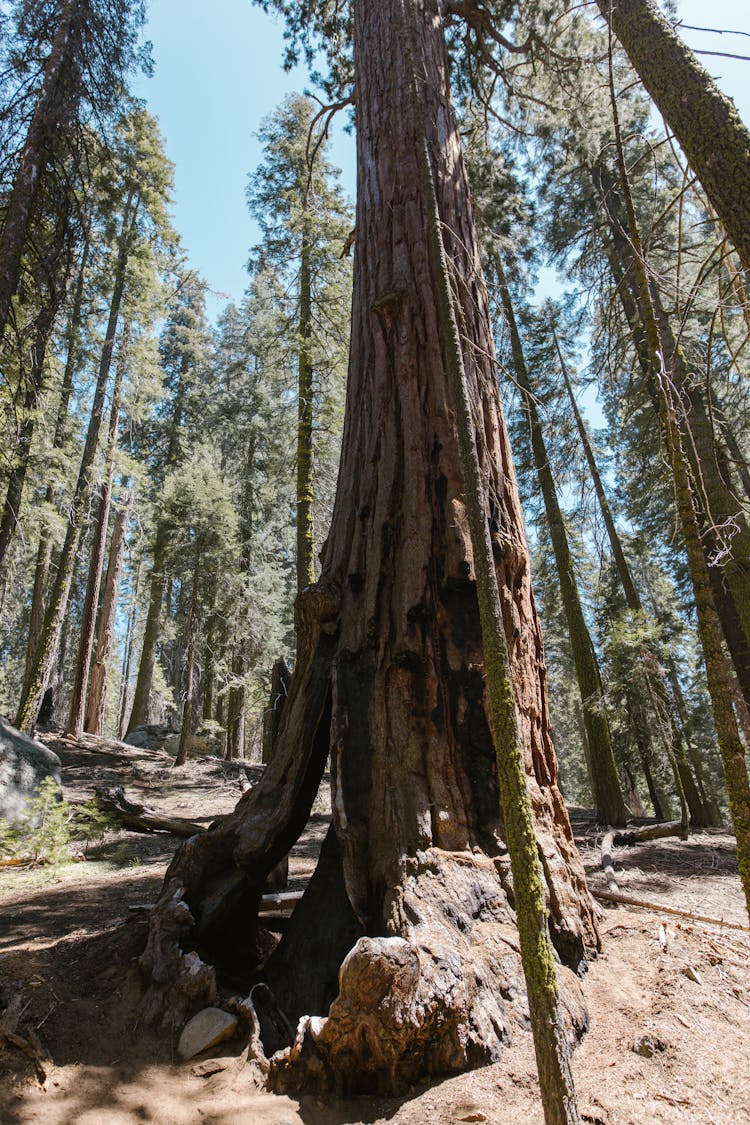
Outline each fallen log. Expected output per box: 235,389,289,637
131,889,304,917
612,820,686,847
258,890,303,914
93,786,206,838
591,888,750,933
600,820,685,893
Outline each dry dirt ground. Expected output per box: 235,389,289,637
1,732,748,1125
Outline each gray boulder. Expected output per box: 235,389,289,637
123,724,176,751
0,719,62,825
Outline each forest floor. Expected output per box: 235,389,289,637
0,731,748,1125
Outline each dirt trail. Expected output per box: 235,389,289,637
1,732,748,1124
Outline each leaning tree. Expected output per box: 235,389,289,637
140,0,599,1098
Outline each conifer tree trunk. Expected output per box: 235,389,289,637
175,553,201,768
596,171,750,712
140,0,599,1101
225,660,245,761
497,260,626,827
555,336,640,612
597,0,750,275
0,216,72,595
226,434,256,759
126,359,190,733
297,216,315,591
16,199,135,732
713,397,750,505
607,54,750,915
556,336,708,826
126,528,168,732
67,323,130,738
117,555,141,738
25,238,90,676
85,485,131,735
0,3,80,345
0,312,56,595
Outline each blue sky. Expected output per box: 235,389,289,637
132,1,355,319
133,0,750,323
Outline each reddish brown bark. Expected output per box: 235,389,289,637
140,0,598,1095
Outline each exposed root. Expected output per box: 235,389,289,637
138,887,217,1028
268,849,588,1096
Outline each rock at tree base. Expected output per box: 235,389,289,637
177,1007,238,1060
0,719,61,824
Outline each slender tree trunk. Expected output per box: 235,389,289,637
126,526,168,732
16,198,135,732
0,216,72,594
597,173,750,712
67,322,130,738
555,333,641,612
607,49,750,915
497,258,626,827
711,394,750,506
556,335,708,825
0,322,53,594
596,0,750,275
0,3,79,345
141,0,599,1103
117,554,141,739
25,237,91,677
666,662,723,824
126,359,190,733
297,216,315,591
226,432,257,759
225,662,245,761
175,554,201,768
85,485,131,735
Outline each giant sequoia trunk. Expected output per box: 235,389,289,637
140,0,598,1095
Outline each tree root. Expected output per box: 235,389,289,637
269,849,589,1096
